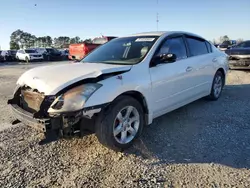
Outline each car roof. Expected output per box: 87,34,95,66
128,31,205,40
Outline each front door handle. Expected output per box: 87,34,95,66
186,66,193,72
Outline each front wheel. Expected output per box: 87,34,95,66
95,96,144,151
206,71,224,100
25,56,29,63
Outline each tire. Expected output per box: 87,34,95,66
206,71,224,100
95,96,145,151
25,56,29,63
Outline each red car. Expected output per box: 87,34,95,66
68,36,116,60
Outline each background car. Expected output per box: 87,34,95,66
43,48,62,61
59,49,69,60
225,40,250,69
33,47,62,61
218,40,237,51
0,50,4,62
0,50,17,61
69,36,117,60
16,49,43,62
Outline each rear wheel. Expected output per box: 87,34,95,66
207,71,224,100
95,96,144,151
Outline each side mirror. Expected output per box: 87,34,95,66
160,53,177,62
152,53,177,65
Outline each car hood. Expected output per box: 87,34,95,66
17,62,132,95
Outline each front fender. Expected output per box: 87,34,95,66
84,70,151,109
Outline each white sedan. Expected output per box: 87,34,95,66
8,31,228,151
16,49,43,62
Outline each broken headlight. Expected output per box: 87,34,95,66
48,83,102,113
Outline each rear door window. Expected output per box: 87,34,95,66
186,37,209,56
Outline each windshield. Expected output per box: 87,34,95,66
81,36,159,65
25,50,36,53
236,41,250,48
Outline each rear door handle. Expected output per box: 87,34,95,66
212,58,217,62
186,66,193,72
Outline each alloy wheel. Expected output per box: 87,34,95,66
213,74,222,98
113,106,140,144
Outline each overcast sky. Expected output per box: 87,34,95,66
0,0,250,49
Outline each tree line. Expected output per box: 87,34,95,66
9,30,245,50
9,29,91,50
212,35,244,45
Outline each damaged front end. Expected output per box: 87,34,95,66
8,85,105,143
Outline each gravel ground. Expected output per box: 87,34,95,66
0,62,250,187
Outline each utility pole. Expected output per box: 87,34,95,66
156,13,159,31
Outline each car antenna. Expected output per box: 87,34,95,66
156,0,159,31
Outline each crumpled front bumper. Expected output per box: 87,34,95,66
8,97,107,143
10,103,50,132
8,100,65,138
